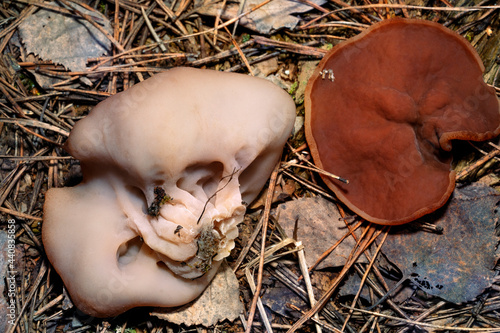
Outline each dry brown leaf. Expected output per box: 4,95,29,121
382,184,500,304
295,60,320,104
262,280,307,319
18,2,112,72
195,0,326,33
151,261,243,326
276,196,365,269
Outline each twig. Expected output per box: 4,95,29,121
296,240,322,333
141,6,167,52
223,26,254,75
213,0,228,43
455,148,500,180
281,169,337,200
0,147,50,206
397,301,447,333
179,0,274,40
233,214,263,272
51,87,111,98
342,305,500,332
196,168,239,224
331,0,376,23
33,294,64,317
307,221,363,272
245,269,274,333
342,227,390,331
0,118,70,137
286,143,349,184
0,4,37,39
253,36,328,57
154,0,176,20
286,225,382,333
287,304,343,333
0,207,43,221
245,163,280,333
6,262,48,333
0,83,27,118
190,40,255,66
300,4,500,30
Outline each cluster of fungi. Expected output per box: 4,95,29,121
41,18,500,317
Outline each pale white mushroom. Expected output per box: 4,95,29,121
42,67,296,317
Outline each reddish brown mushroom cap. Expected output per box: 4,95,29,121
305,18,500,225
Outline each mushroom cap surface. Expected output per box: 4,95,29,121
43,67,296,317
305,18,500,225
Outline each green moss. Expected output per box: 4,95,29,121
288,81,298,95
241,33,251,43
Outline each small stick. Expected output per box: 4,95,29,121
287,225,381,333
6,263,48,333
245,163,280,333
283,161,349,184
0,4,37,39
0,207,42,221
0,83,27,118
286,143,349,184
51,87,111,98
281,169,336,201
223,26,254,75
154,0,176,20
0,118,70,136
307,221,363,273
296,240,322,333
141,6,167,52
15,123,62,145
342,305,500,332
245,269,274,333
342,227,390,331
288,304,343,333
299,4,499,30
397,301,447,333
455,148,500,180
190,40,254,66
213,0,228,43
253,36,328,57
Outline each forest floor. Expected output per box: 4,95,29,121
1,0,500,332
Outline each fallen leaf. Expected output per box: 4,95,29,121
195,0,326,34
253,57,279,77
18,2,112,72
295,60,319,104
262,280,307,319
151,261,243,326
276,196,365,269
382,184,500,304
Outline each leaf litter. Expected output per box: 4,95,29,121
194,0,327,34
276,196,366,269
342,183,500,310
381,184,500,304
1,1,500,332
151,261,243,326
17,1,112,72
